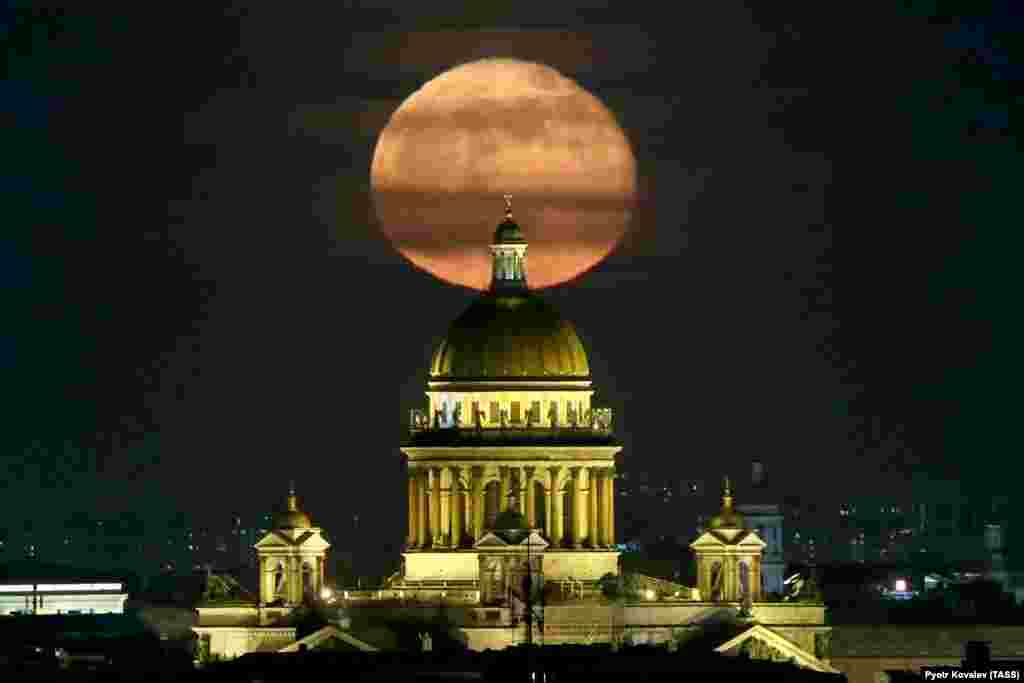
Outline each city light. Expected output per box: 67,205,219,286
644,589,656,600
320,587,333,601
36,583,123,592
894,579,907,592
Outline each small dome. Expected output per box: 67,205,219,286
707,478,745,530
430,292,590,379
274,486,312,529
493,217,526,244
493,510,528,531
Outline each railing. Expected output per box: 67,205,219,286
409,408,613,435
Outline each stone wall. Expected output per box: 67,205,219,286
542,551,619,581
404,552,480,581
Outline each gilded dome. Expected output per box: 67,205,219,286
430,292,590,380
707,477,745,530
274,486,312,529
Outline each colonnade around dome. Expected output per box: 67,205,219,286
402,458,618,551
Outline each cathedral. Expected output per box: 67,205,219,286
400,195,620,593
193,199,836,674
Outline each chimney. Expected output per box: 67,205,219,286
752,460,766,487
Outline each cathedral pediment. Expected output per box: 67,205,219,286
690,529,765,549
474,532,509,548
254,529,330,551
473,530,549,550
714,624,838,674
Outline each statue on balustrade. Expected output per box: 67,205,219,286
499,408,508,429
452,403,462,427
473,406,483,430
433,410,442,429
547,403,558,428
567,403,578,428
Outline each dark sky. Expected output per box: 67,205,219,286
3,3,1020,570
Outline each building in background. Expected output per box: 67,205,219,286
0,562,127,615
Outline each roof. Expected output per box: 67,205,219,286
429,292,590,380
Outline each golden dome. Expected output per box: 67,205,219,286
430,292,590,380
274,484,312,529
707,477,745,530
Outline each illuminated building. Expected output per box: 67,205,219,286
0,566,127,616
399,196,620,590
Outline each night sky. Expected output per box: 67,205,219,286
4,3,1020,573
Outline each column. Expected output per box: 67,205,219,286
450,466,463,548
604,467,615,547
525,467,536,529
417,469,429,548
499,467,510,512
316,556,324,596
432,468,442,547
516,467,526,514
544,471,554,540
571,467,584,548
440,468,452,548
289,556,301,604
594,469,606,547
587,467,598,547
551,468,564,547
259,556,269,604
407,473,417,547
471,467,484,541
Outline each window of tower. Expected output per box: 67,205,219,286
489,402,499,424
510,402,521,424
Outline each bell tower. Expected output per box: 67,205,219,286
254,484,330,605
690,478,766,603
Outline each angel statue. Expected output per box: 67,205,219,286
473,405,484,430
566,402,578,428
499,408,508,429
452,402,462,427
547,403,558,428
783,572,805,601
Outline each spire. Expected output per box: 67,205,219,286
287,481,298,512
722,476,733,509
490,194,528,291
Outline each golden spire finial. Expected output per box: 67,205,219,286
722,475,733,509
287,480,298,512
503,193,513,219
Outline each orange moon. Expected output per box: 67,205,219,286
371,58,636,291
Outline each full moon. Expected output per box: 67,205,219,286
371,58,636,290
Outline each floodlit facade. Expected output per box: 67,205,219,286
0,581,127,615
400,196,620,590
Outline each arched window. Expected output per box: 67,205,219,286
739,561,751,599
